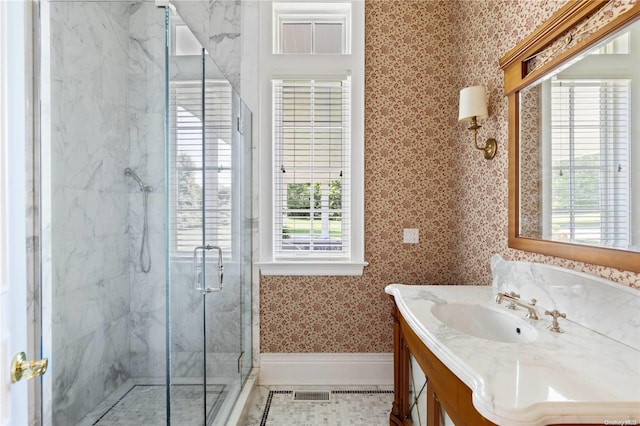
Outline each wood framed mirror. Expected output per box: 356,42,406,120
500,0,640,273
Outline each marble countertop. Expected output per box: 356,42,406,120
385,284,640,426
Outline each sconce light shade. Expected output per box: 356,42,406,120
458,85,488,122
458,85,497,160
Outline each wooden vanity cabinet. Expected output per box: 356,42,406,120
388,297,601,426
389,297,496,426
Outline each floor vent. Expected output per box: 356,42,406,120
292,390,331,402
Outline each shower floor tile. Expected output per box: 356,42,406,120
91,384,226,426
242,386,394,426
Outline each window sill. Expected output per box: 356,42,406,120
258,261,368,276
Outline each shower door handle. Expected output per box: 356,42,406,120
193,245,224,294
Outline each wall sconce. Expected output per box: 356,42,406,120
458,85,497,160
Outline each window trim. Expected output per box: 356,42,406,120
258,0,366,276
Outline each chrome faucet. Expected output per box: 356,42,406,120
495,292,539,320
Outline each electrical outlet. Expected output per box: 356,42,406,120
403,228,419,244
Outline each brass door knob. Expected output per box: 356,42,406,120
10,352,48,383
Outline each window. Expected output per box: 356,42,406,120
546,79,630,248
169,79,233,255
273,2,350,54
259,1,365,275
272,78,350,257
279,20,345,54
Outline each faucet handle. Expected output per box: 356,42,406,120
530,298,537,306
505,291,520,309
544,309,566,333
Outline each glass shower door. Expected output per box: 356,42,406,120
42,2,169,424
39,2,249,424
167,8,248,425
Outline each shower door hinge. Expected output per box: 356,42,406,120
237,116,244,135
237,351,245,374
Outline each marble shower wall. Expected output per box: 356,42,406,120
169,261,243,379
49,2,132,424
46,2,168,424
174,0,242,92
44,3,250,423
126,2,168,380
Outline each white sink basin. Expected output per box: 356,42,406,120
431,303,537,343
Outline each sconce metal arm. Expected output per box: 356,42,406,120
469,116,497,160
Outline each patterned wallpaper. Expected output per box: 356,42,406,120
451,0,640,287
259,0,640,354
519,85,542,238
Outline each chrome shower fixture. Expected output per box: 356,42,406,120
124,167,152,192
125,167,152,273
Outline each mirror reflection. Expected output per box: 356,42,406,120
518,19,640,252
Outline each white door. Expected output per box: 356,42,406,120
1,1,31,425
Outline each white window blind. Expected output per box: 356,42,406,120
169,79,233,255
272,78,351,258
550,79,630,248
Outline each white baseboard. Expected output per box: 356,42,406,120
259,353,394,386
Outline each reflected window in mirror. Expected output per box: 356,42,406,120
518,20,639,252
547,79,629,248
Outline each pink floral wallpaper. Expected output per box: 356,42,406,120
260,0,640,354
451,0,640,287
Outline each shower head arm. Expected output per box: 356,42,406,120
125,168,151,192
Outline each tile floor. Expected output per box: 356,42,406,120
240,385,394,426
78,382,227,426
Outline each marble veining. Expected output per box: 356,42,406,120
491,254,640,350
43,2,170,424
41,2,253,424
47,2,135,424
126,0,167,382
174,0,241,91
386,258,640,425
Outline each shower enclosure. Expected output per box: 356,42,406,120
39,1,252,424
